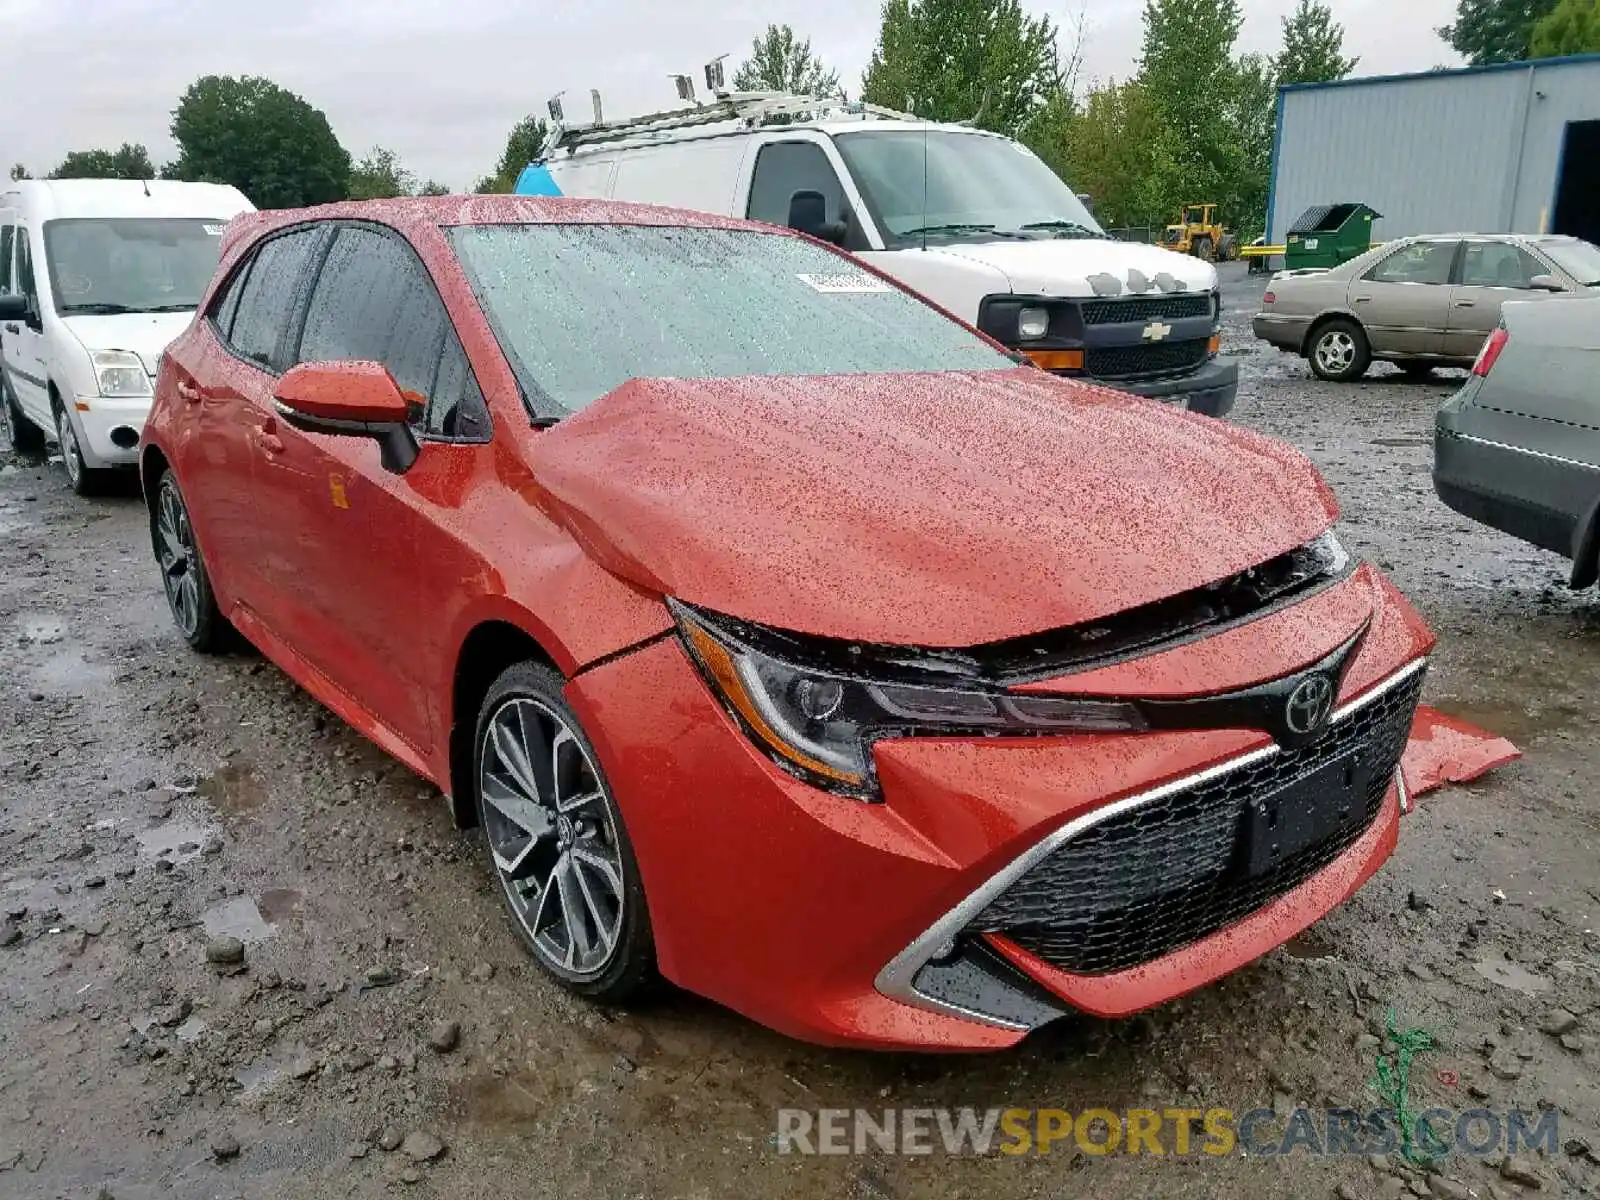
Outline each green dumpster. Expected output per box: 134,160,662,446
1285,203,1382,270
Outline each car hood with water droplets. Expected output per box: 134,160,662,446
523,369,1338,648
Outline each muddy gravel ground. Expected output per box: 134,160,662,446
2,265,1597,1200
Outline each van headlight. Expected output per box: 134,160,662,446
672,602,1145,799
91,350,153,398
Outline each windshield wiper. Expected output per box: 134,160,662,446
899,222,1027,241
138,303,199,313
58,302,140,315
1017,220,1101,238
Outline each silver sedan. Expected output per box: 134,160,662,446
1253,233,1600,382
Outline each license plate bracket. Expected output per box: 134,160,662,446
1243,751,1372,877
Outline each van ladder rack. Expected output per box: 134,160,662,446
540,92,920,157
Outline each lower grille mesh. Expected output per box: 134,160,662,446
971,670,1424,976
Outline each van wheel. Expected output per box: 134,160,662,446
1,373,44,456
1309,320,1371,382
473,661,656,1004
53,401,109,496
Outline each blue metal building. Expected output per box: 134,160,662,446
1266,54,1600,249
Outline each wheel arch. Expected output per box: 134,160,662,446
1300,309,1365,357
447,618,564,829
139,442,171,517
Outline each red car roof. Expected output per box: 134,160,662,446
219,194,762,257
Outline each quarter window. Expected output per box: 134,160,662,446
0,226,14,295
1366,241,1457,286
296,225,488,440
226,228,321,372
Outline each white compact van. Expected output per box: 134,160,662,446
520,92,1236,417
0,179,255,492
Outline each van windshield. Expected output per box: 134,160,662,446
448,224,1014,419
43,218,228,315
833,130,1105,248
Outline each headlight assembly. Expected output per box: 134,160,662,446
672,602,1146,800
91,350,153,398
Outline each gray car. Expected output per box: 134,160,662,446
1434,294,1600,589
1254,234,1600,382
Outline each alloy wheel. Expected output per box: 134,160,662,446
1316,331,1356,376
56,408,83,488
479,697,627,979
155,480,202,638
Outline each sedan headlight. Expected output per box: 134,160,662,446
672,603,1146,799
91,350,152,398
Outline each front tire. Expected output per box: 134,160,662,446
53,401,111,496
473,661,655,1003
151,470,227,652
1192,236,1216,263
1309,320,1372,382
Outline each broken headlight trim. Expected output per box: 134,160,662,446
671,601,1146,800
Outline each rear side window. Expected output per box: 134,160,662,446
1367,241,1458,286
1459,242,1547,289
296,225,488,440
227,228,321,371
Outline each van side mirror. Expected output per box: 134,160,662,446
273,360,419,474
0,294,26,323
1528,274,1564,292
787,190,847,246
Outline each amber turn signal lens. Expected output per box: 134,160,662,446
1025,349,1085,371
1208,335,1222,356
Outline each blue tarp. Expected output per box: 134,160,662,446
513,165,563,196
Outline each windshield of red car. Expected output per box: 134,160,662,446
447,223,1014,419
1536,238,1600,287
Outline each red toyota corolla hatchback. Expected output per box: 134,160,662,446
141,197,1433,1050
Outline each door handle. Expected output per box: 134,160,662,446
176,380,202,404
1453,300,1476,308
1352,295,1371,304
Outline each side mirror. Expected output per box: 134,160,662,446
1529,274,1565,292
787,189,847,246
0,294,26,323
273,360,419,474
1077,192,1095,212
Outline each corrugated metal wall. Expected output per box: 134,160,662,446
1268,57,1600,246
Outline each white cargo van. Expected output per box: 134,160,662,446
0,179,255,493
520,92,1236,417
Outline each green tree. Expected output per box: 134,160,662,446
1530,0,1600,53
860,0,1061,133
1050,79,1184,229
416,179,451,196
1275,0,1359,83
474,114,549,193
1438,0,1560,64
733,24,840,96
1137,0,1245,221
10,164,33,181
48,143,156,180
347,146,415,200
1225,54,1278,235
169,75,350,208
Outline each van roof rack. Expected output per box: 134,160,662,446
539,92,921,157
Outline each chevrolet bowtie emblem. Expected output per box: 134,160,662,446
1143,321,1173,342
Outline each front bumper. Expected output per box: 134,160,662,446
1111,356,1238,418
566,568,1432,1050
70,391,152,467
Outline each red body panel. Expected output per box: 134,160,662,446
140,196,1453,1051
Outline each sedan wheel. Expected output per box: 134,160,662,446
1309,320,1371,383
475,662,654,1001
152,471,225,652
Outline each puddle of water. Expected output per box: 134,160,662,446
175,1016,208,1044
135,819,217,865
197,764,267,815
1473,950,1552,995
32,651,113,694
202,896,276,945
235,1060,283,1096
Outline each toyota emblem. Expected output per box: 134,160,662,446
1285,674,1336,736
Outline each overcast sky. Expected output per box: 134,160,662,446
2,0,1461,191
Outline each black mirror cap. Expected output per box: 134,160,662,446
786,190,847,245
0,293,27,322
